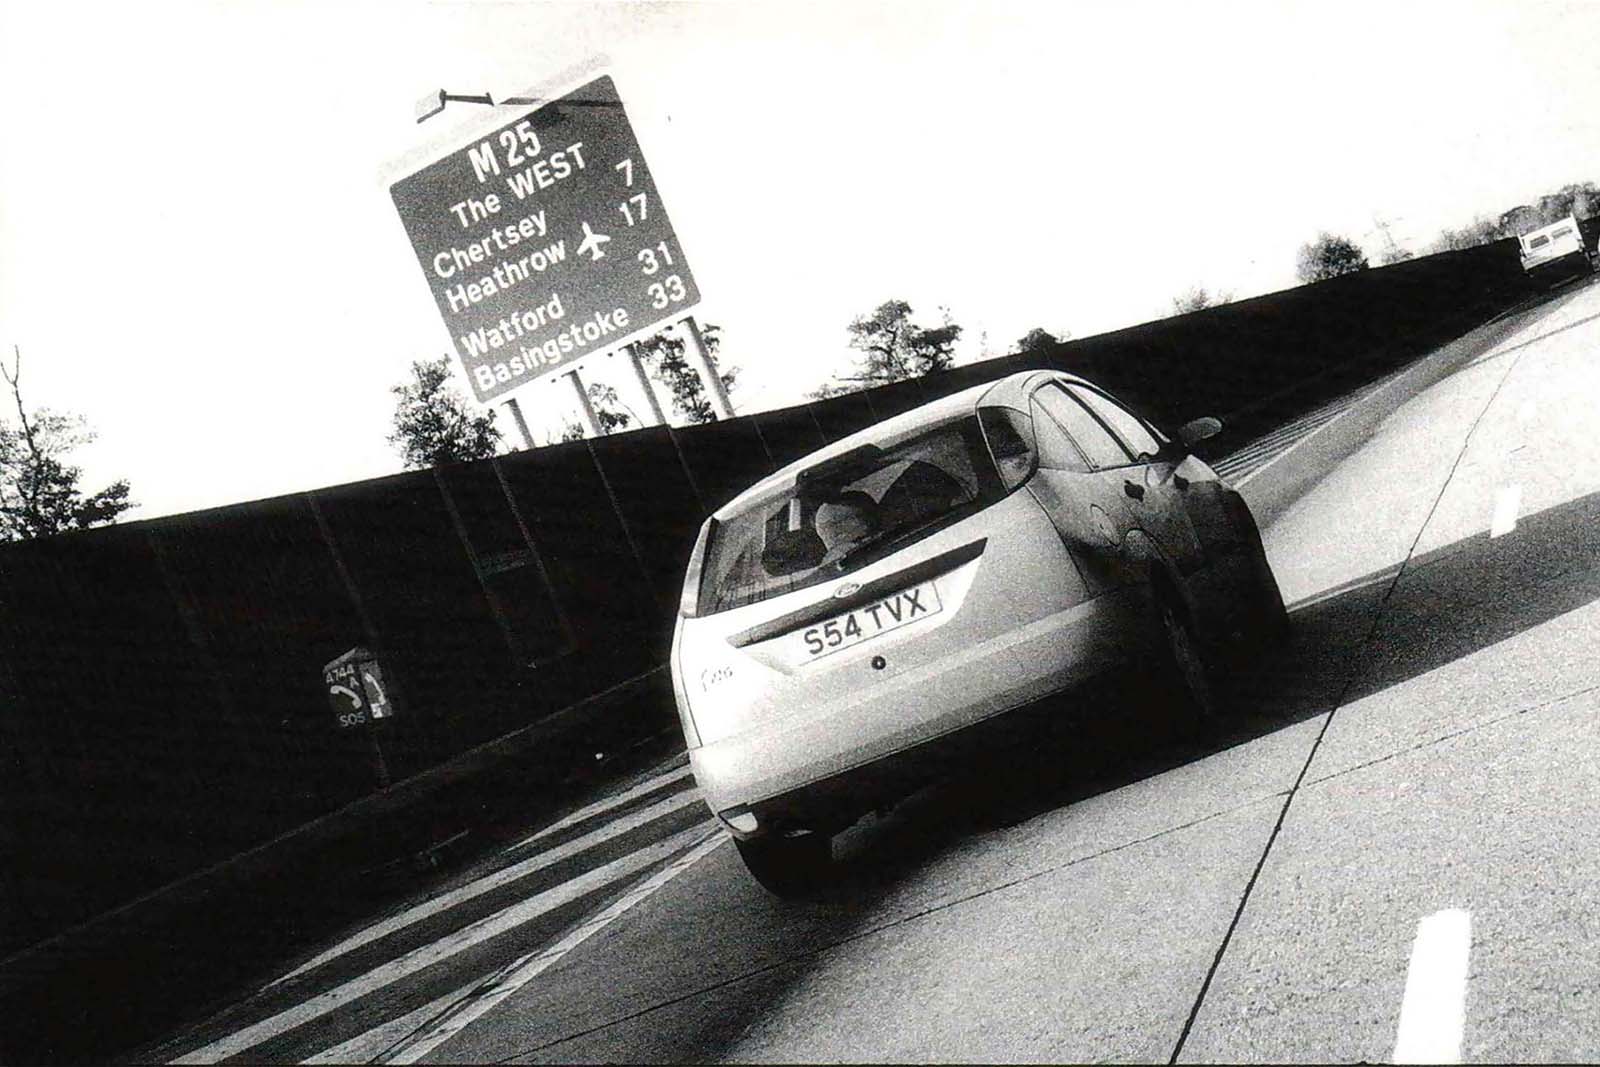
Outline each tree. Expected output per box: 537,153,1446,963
1415,179,1597,255
1295,233,1369,284
813,300,962,398
632,323,737,424
388,356,501,469
1168,287,1234,316
1531,181,1600,225
1016,327,1066,354
0,346,134,541
559,383,635,441
808,380,859,401
1429,216,1506,254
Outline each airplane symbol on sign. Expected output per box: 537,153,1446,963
577,221,612,262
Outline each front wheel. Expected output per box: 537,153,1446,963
735,832,831,897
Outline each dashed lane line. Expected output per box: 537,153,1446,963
266,787,705,989
170,822,714,1064
1393,909,1472,1064
1490,486,1521,539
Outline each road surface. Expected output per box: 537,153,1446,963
153,277,1600,1064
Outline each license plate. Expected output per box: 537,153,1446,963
798,582,943,659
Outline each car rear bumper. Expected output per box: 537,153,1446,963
688,585,1152,836
1522,250,1592,281
714,686,1073,838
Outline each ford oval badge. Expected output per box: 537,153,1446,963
833,582,861,599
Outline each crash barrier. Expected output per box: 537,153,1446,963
1235,285,1579,528
0,234,1573,1057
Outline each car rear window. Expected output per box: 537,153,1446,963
696,416,1002,614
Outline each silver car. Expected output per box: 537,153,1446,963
670,370,1285,893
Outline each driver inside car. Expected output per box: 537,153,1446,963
813,490,882,566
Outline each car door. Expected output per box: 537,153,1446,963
1062,382,1219,575
1031,381,1203,578
1022,383,1142,597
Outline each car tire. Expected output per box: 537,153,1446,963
1156,584,1224,729
1242,536,1290,648
735,832,831,897
1225,492,1290,649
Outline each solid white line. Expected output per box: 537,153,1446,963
381,829,727,1064
1393,908,1472,1064
502,763,695,855
1490,486,1521,539
266,787,704,987
171,822,714,1065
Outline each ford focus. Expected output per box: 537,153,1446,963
670,370,1285,894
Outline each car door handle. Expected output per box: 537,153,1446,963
1123,480,1145,500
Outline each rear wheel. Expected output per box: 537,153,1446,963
735,832,831,897
1156,586,1224,728
1241,537,1290,648
1225,493,1289,649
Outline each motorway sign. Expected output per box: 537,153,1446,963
390,75,700,403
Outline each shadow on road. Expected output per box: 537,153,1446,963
110,490,1600,1067
629,488,1600,1065
862,487,1599,871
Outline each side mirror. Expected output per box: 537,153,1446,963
1177,416,1223,449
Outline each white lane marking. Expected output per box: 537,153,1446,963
502,763,695,855
266,787,704,988
381,830,727,1064
1516,399,1536,423
1393,908,1472,1064
301,981,476,1065
1489,486,1521,539
172,822,715,1065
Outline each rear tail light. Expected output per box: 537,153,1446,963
680,517,715,617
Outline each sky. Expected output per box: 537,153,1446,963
1,0,1596,521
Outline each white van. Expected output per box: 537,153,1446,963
1517,215,1589,281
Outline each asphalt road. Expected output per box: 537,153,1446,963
152,277,1600,1064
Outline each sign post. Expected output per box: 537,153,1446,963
624,342,667,427
388,74,702,414
502,396,536,450
681,315,734,420
565,368,603,437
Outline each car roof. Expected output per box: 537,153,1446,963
712,369,1076,520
